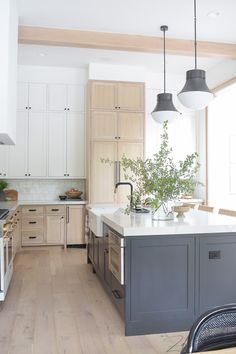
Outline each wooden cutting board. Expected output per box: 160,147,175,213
4,189,18,201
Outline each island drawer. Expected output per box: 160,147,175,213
22,216,44,229
45,205,65,215
22,230,44,245
22,206,44,215
111,275,125,318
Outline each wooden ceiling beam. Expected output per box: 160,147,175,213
18,26,236,59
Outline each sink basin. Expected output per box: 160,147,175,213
88,207,123,236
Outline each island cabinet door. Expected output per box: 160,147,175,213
199,235,236,314
125,236,195,336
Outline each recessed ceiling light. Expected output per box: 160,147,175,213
207,11,220,18
39,52,46,57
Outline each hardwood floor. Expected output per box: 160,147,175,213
0,247,188,354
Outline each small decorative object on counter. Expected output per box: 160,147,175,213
65,188,83,199
59,195,67,201
4,189,18,201
0,180,8,201
172,205,190,218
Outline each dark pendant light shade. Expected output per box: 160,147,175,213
178,0,213,110
151,25,180,124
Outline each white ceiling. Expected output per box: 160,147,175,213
17,0,234,75
18,0,236,43
18,44,223,75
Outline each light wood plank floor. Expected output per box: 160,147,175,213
0,247,188,354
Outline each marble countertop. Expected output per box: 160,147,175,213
18,200,87,205
101,209,236,236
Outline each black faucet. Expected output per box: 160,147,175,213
115,182,133,209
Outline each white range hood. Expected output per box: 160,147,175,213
0,0,18,145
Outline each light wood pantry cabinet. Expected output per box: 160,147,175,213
88,80,145,204
66,205,85,245
21,204,85,246
89,81,144,111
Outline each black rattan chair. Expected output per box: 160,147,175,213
181,304,236,353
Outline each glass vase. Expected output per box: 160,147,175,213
152,200,174,221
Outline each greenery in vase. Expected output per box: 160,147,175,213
121,121,200,211
0,180,8,191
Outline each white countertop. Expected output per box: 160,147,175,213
18,200,87,205
101,209,236,236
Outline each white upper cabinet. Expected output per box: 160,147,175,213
0,146,9,177
48,84,85,112
8,112,28,177
28,113,47,177
17,83,47,111
66,113,85,177
67,85,85,112
48,84,67,111
48,113,67,177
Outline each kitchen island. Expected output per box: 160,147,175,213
88,208,236,336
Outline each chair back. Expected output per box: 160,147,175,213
198,205,214,212
219,208,236,217
181,304,236,353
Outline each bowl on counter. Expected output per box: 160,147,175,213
172,205,190,218
59,195,67,201
65,190,83,199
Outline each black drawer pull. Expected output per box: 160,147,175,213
112,289,122,299
51,209,59,211
29,236,37,239
209,250,221,259
29,209,37,212
29,221,37,224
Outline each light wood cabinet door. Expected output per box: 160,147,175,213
90,82,116,110
66,206,85,245
67,85,85,112
46,215,64,245
90,142,117,203
90,111,117,140
117,83,144,111
8,112,28,177
118,112,144,141
117,142,143,204
66,113,85,177
28,113,47,177
48,84,67,111
48,113,67,177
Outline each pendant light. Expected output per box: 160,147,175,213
178,0,213,110
151,25,180,124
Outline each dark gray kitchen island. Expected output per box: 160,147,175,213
88,209,236,336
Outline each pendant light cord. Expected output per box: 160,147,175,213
163,27,166,93
194,0,197,69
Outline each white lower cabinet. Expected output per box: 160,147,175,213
46,214,65,245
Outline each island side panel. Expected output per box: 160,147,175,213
125,235,195,336
199,234,236,314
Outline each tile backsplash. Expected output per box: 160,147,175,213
6,179,86,201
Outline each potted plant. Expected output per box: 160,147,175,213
0,180,8,201
121,121,200,219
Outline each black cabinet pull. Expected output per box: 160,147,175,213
51,208,59,211
29,236,37,239
29,221,37,224
112,289,122,299
29,209,37,212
